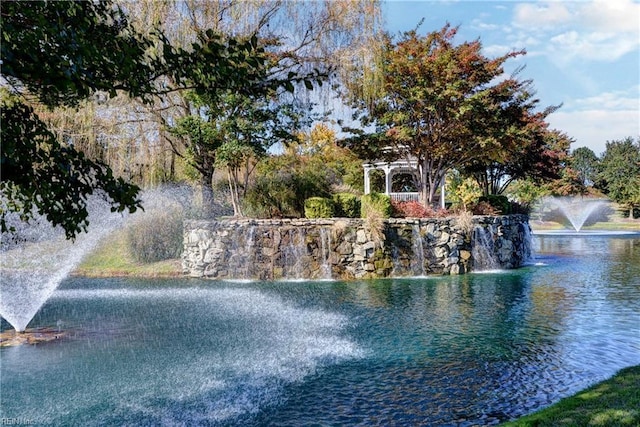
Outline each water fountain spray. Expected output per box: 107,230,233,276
0,196,125,332
542,197,609,232
0,187,197,334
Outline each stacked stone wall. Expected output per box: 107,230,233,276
182,215,530,280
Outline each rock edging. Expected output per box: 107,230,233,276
182,215,531,280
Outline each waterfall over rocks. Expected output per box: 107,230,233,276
472,226,499,271
183,215,531,280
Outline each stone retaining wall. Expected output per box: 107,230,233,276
182,215,531,280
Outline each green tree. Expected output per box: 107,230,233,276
1,1,161,238
292,123,364,192
168,42,316,217
447,173,483,212
571,146,600,188
243,155,332,218
598,137,640,219
343,24,542,207
120,0,382,201
506,178,550,212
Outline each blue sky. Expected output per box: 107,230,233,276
382,0,640,156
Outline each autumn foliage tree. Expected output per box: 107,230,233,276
462,124,572,196
343,24,563,207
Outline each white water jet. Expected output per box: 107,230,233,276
0,187,191,332
0,197,125,332
542,197,609,232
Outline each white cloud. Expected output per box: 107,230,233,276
581,0,640,33
470,18,501,32
547,86,640,154
513,2,573,30
569,86,640,110
483,44,513,57
511,0,640,63
515,0,640,33
549,30,639,62
549,109,639,155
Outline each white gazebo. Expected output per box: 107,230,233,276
363,159,446,209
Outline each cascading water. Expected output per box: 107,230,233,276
0,196,125,332
411,224,426,276
227,225,257,280
472,226,499,271
522,222,534,263
319,227,333,279
282,228,306,280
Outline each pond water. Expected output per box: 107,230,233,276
1,234,639,426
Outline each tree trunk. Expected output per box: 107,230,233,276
195,169,215,219
419,158,447,208
418,160,430,207
227,168,244,217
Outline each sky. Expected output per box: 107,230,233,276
382,0,640,156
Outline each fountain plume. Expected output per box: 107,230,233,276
0,186,193,332
0,196,125,332
540,197,610,232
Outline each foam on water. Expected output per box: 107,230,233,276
12,287,364,425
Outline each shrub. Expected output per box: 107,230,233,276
304,197,335,218
449,177,482,211
364,207,386,248
243,163,332,218
391,200,450,218
479,194,511,214
472,201,499,216
455,209,475,237
333,193,361,218
127,208,183,263
391,200,430,218
361,192,392,219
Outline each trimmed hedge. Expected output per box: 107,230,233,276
361,192,392,218
304,197,335,218
333,193,361,218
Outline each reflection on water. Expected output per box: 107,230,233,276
1,235,639,426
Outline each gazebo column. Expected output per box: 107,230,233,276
363,164,372,194
383,164,392,195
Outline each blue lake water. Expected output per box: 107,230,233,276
1,234,639,426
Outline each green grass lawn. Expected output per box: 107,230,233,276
530,219,640,232
501,366,640,426
74,229,182,277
